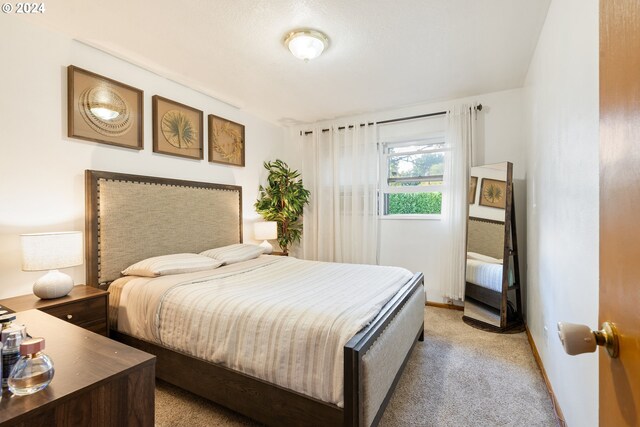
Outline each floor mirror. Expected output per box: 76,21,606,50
462,161,524,332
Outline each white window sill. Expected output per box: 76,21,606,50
379,215,441,221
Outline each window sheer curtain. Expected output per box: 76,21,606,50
441,105,474,300
301,124,379,264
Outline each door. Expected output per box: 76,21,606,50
600,1,640,425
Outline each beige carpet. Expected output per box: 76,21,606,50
155,307,557,426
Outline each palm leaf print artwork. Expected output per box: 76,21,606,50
161,110,197,148
479,178,507,209
483,184,503,203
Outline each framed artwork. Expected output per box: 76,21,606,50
152,95,203,160
208,114,245,167
67,65,143,149
468,176,478,204
479,178,507,209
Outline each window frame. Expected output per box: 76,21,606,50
379,134,447,219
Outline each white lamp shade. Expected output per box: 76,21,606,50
254,221,278,241
21,231,84,271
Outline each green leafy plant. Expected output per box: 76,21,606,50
255,160,310,255
387,192,442,215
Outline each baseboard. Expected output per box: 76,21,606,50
525,325,567,427
425,301,464,311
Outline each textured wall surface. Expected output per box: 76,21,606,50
523,1,599,425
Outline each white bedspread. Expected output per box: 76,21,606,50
109,256,413,407
466,259,504,292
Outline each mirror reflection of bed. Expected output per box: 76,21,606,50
463,161,524,332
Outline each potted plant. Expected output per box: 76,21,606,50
255,160,310,255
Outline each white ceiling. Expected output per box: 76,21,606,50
24,0,551,126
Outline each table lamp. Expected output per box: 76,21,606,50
21,231,83,299
254,221,277,254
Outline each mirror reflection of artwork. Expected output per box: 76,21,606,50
152,95,203,160
67,65,143,149
463,162,523,332
208,114,245,167
468,176,478,204
479,178,507,209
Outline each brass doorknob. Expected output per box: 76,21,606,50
557,321,619,358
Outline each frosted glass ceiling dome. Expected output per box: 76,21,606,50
284,29,329,61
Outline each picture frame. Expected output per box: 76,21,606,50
479,178,507,209
468,176,478,204
152,95,204,160
208,114,245,167
67,65,143,149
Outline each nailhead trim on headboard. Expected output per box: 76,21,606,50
85,170,243,288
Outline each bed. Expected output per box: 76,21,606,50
84,170,425,427
466,252,504,292
465,217,509,310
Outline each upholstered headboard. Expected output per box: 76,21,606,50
85,170,242,288
467,216,506,260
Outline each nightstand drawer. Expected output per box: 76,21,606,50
40,297,105,326
81,319,108,336
0,286,109,336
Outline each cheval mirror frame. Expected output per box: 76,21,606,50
462,161,524,333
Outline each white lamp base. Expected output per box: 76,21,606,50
33,270,74,299
259,240,273,254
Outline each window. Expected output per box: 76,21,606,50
380,136,446,217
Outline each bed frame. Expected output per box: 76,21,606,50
464,216,506,308
85,170,425,427
464,196,524,332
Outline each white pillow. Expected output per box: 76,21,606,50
466,251,503,264
121,253,223,277
200,244,265,265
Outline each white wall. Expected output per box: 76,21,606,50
523,1,599,425
0,18,285,298
289,88,526,303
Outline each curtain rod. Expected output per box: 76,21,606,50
300,104,482,136
302,123,374,136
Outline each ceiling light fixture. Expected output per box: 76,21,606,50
284,29,329,61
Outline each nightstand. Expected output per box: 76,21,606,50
0,286,108,336
271,251,289,256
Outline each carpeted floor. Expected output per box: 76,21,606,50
155,307,557,427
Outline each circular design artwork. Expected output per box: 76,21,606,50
211,122,243,162
161,110,197,148
483,183,503,203
78,86,132,137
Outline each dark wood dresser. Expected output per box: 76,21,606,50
0,309,155,426
0,286,108,336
